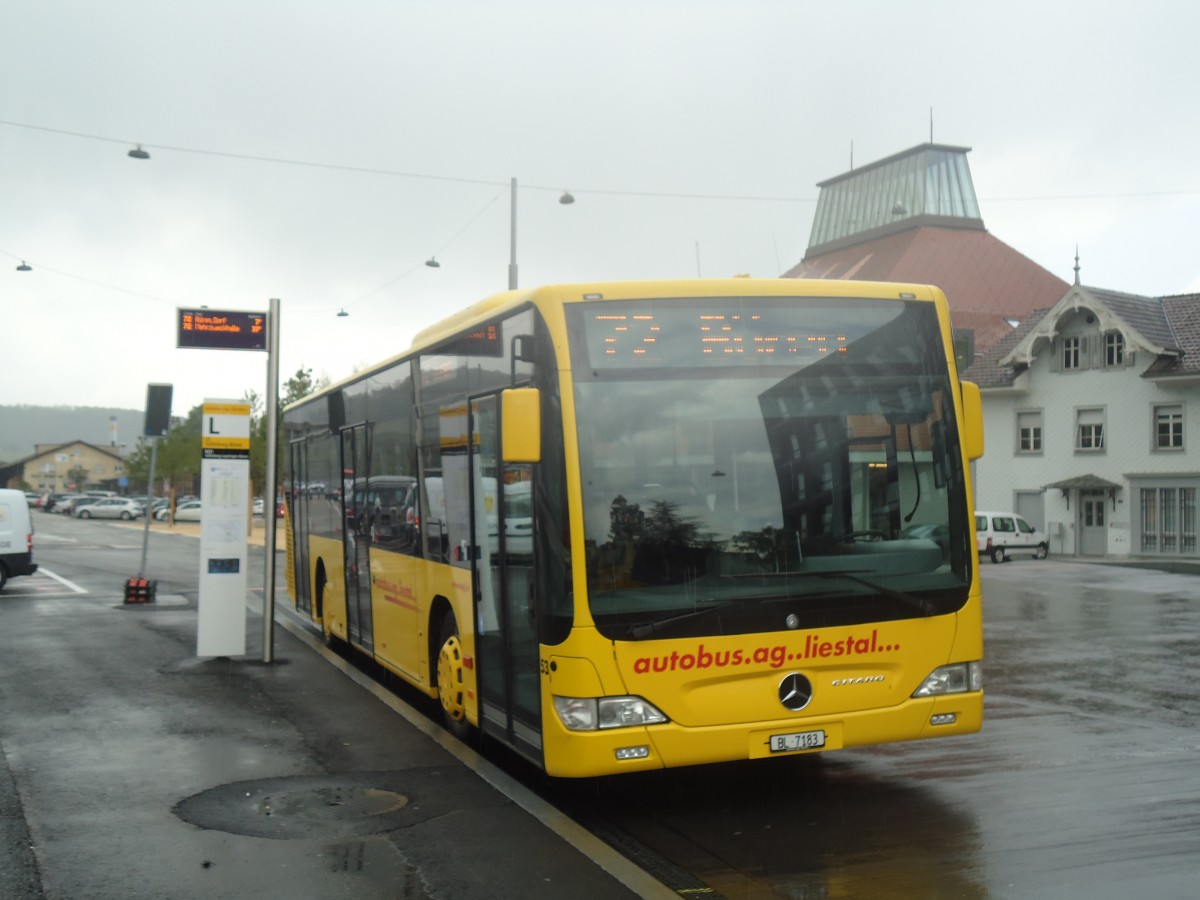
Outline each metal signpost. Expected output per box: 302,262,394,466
177,302,281,662
126,383,173,604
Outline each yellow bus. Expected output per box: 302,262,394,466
283,279,985,777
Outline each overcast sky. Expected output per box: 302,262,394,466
3,1,1197,422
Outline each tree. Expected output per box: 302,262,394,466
66,465,89,491
123,404,203,496
124,366,327,500
254,366,329,500
283,366,328,407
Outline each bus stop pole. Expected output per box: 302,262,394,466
262,297,281,663
137,437,158,578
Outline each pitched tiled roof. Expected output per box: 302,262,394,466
968,291,1200,384
1144,294,1200,376
1087,287,1177,351
949,310,1016,357
4,440,125,467
962,309,1051,387
784,226,1070,333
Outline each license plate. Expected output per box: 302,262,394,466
769,729,827,753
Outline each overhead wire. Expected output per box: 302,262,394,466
4,118,1198,314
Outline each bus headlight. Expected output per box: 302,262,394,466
553,695,669,731
911,662,982,697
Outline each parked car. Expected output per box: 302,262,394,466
254,496,286,517
76,498,144,520
69,496,108,518
975,511,1049,563
45,494,78,513
0,489,38,592
57,495,98,516
158,500,202,522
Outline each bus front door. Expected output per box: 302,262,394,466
470,394,542,762
288,440,311,616
339,424,373,651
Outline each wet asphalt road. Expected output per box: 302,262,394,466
545,558,1200,899
6,513,1200,898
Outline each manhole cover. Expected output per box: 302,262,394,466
175,775,414,839
258,786,409,823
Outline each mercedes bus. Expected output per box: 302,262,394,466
282,278,985,777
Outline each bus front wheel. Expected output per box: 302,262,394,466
436,613,473,741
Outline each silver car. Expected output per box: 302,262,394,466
157,500,202,522
76,498,143,520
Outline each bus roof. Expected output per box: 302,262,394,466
286,277,946,412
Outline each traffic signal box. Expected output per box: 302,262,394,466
124,578,157,604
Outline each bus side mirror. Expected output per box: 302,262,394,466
960,380,984,460
502,388,541,463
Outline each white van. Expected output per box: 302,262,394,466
0,488,39,592
975,510,1049,564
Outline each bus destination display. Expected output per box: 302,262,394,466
177,308,268,351
578,302,898,369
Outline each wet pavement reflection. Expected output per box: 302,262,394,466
552,561,1200,899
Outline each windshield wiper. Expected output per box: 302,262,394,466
626,602,735,639
625,591,807,639
808,569,937,617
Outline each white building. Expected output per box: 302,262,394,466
968,281,1200,559
785,142,1200,560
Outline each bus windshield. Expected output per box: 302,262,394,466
568,296,973,641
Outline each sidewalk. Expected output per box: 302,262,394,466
119,515,286,550
0,555,666,898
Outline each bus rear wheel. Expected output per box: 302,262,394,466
436,613,473,741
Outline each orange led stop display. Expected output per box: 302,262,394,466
177,308,268,351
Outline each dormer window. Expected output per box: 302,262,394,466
1062,336,1083,370
1104,332,1125,366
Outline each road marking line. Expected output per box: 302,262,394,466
36,532,77,543
38,568,87,594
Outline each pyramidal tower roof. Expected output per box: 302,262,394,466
807,143,984,255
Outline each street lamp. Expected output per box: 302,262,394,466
507,178,575,290
509,177,518,289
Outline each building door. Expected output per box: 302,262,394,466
1015,490,1045,533
1079,490,1107,557
469,393,542,762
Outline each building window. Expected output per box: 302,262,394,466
1105,332,1125,366
1063,336,1082,370
1141,487,1197,554
1141,490,1157,551
1155,404,1184,450
1076,407,1105,451
1017,410,1043,453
